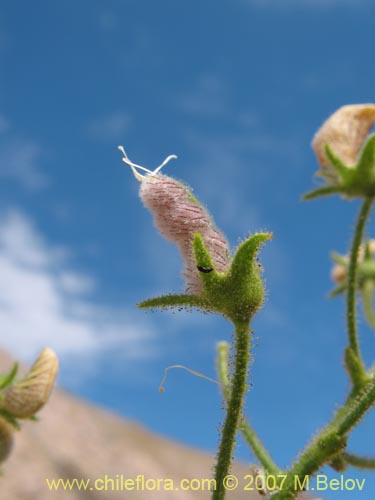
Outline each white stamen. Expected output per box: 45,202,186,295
153,154,178,175
118,146,178,182
118,146,152,181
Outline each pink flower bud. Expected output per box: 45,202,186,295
119,148,230,294
312,104,375,184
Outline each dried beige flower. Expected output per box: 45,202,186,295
2,348,58,419
312,104,375,184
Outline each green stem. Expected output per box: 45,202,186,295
271,377,375,500
239,420,280,476
342,452,375,470
346,197,374,382
335,380,375,435
213,323,250,500
216,342,279,476
361,279,375,331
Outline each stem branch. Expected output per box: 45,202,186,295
342,452,375,470
271,376,375,500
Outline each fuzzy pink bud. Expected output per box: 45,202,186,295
120,148,230,294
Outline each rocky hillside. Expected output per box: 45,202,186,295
0,351,263,500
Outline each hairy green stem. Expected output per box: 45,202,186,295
342,452,375,470
346,197,374,382
213,323,250,500
335,380,375,435
271,376,375,500
217,342,279,476
240,420,280,476
361,279,375,331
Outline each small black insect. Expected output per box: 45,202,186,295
197,265,213,273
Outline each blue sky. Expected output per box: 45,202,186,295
1,1,375,498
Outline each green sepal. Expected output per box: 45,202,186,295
331,251,348,266
230,233,270,281
324,144,351,181
305,135,375,200
356,134,375,181
0,363,18,391
341,135,375,197
193,232,271,324
139,232,271,325
302,185,344,201
138,293,210,312
192,233,220,289
329,283,347,298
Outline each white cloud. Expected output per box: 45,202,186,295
87,111,131,141
0,210,157,372
0,137,48,190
